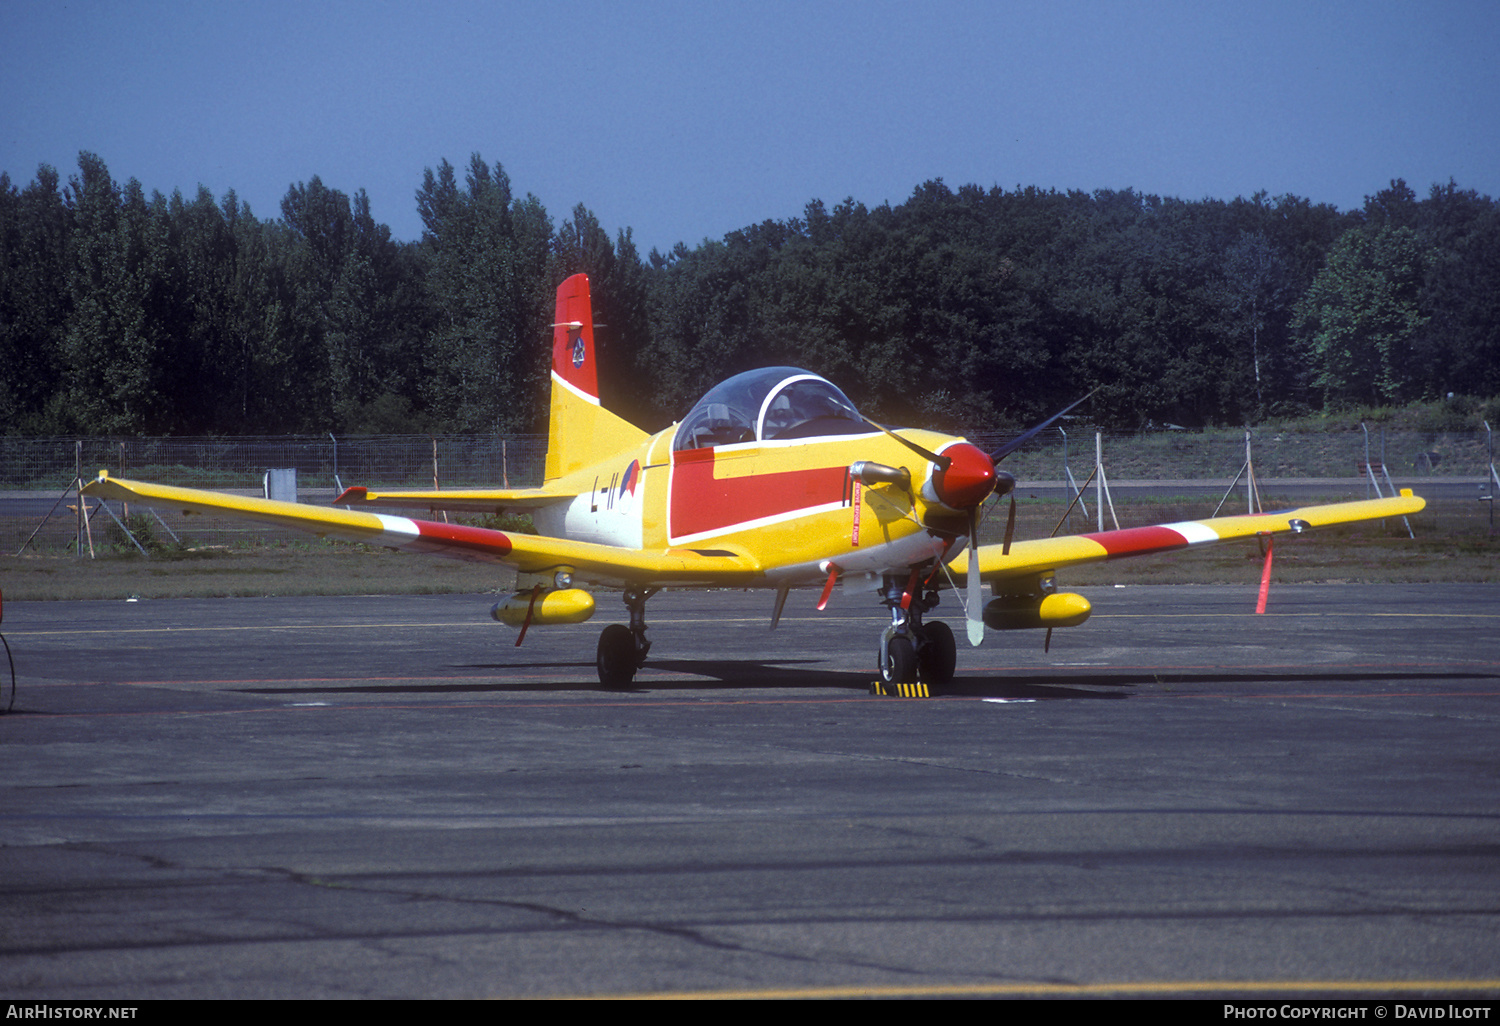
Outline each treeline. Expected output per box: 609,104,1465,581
0,153,614,435
2,152,1497,436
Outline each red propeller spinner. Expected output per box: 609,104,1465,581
930,442,1001,511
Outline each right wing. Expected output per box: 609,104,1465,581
81,472,761,587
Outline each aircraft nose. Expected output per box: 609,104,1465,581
933,442,998,510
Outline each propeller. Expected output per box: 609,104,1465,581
850,434,998,644
957,387,1091,644
965,469,1017,645
960,392,1093,642
987,389,1097,464
965,505,985,645
861,415,952,471
1000,475,1018,555
916,443,1009,647
860,392,1093,647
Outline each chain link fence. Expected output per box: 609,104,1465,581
5,427,1495,554
1,434,549,493
5,435,548,553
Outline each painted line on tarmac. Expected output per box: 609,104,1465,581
574,977,1500,1000
5,615,874,637
968,660,1500,673
12,695,966,719
1097,611,1500,619
23,686,1500,723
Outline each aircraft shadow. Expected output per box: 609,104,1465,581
230,658,1126,700
942,666,1500,700
641,661,1138,700
228,663,1496,700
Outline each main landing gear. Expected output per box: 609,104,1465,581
877,571,957,687
591,577,958,690
596,586,657,687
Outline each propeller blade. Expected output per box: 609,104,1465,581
861,415,952,471
988,389,1097,464
1002,494,1017,556
967,506,984,647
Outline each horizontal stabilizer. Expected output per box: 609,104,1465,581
332,485,576,514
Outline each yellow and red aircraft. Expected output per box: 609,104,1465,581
83,274,1425,688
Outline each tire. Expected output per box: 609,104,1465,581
917,620,956,685
880,634,917,685
597,624,638,688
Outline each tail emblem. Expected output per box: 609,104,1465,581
571,333,586,368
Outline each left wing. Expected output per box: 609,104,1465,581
950,492,1426,582
80,472,760,587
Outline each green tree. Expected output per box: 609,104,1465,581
0,165,70,432
1411,181,1500,398
1296,224,1430,405
58,153,170,433
416,155,553,433
1221,230,1292,416
277,178,430,431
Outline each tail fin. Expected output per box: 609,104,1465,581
545,274,648,482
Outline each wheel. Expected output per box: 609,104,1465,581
880,634,917,685
917,620,956,685
597,624,638,688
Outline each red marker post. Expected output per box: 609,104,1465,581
1255,535,1274,614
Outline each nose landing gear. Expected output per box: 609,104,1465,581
876,571,958,687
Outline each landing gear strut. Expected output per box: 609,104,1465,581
596,586,657,687
877,571,956,687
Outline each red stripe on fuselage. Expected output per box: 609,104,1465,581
670,448,848,539
1082,525,1190,558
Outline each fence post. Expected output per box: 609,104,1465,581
74,441,82,557
1245,430,1253,515
1484,421,1496,538
1096,432,1104,532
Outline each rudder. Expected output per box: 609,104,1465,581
545,274,648,482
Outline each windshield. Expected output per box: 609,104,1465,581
674,367,867,451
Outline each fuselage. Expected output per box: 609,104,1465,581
535,421,971,588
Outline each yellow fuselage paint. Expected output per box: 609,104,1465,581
538,423,970,588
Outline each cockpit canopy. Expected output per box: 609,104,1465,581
673,367,869,451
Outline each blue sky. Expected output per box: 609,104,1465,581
3,0,1498,255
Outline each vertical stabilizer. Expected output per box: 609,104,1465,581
550,274,600,406
545,274,648,482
